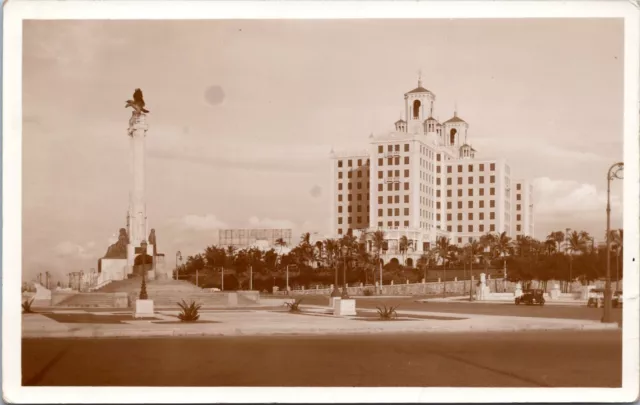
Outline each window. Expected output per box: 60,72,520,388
490,163,495,171
378,158,383,166
338,206,343,213
348,217,352,224
490,200,495,208
348,183,352,190
387,183,392,191
404,183,409,190
490,212,495,220
437,214,441,221
457,213,463,220
404,156,409,164
357,205,362,213
479,164,485,171
338,160,343,168
395,169,400,177
394,221,400,227
404,220,409,227
468,201,473,208
357,217,362,224
457,225,463,232
394,195,400,203
387,208,393,216
338,183,343,190
388,145,393,152
436,190,441,197
348,172,352,179
357,182,362,189
468,225,473,232
468,189,473,196
457,201,463,209
447,190,452,197
404,208,409,215
458,177,463,185
479,212,485,220
348,160,353,167
338,172,343,179
516,204,521,211
517,224,522,231
490,175,495,183
378,184,383,191
378,208,383,216
437,178,441,186
357,171,362,178
388,158,393,165
378,221,383,227
348,205,352,213
357,159,362,166
517,214,521,221
517,194,521,201
404,144,410,152
395,183,400,191
490,188,495,196
437,202,441,209
378,146,383,153
395,144,400,152
468,176,474,184
479,188,485,196
490,224,495,232
348,194,352,201
338,218,343,224
447,226,452,232
517,183,522,191
378,196,383,204
479,224,485,232
458,165,463,173
404,169,410,177
447,165,452,173
447,178,452,185
437,166,441,174
404,195,409,203
437,154,441,161
394,208,400,216
394,157,400,165
458,189,463,197
479,200,484,208
338,195,343,202
468,164,473,172
447,213,452,221
387,196,393,204
479,176,484,184
447,202,452,209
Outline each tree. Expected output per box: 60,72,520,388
417,247,437,282
436,236,451,297
399,235,409,266
546,231,565,253
371,230,386,291
494,232,513,283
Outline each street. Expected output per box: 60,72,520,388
23,330,621,387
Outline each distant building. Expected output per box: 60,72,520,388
330,78,535,266
217,229,293,250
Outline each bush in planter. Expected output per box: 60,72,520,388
22,298,35,314
285,298,303,313
177,300,202,322
363,288,374,296
376,304,399,320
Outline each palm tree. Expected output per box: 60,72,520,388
547,231,566,253
417,247,437,283
323,238,340,296
566,230,587,292
610,229,623,291
464,239,482,299
494,232,512,288
436,236,451,297
371,230,386,293
399,235,410,266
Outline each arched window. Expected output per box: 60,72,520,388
449,128,457,145
413,100,421,119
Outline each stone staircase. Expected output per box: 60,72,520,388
54,293,118,307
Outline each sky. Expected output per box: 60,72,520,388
22,18,624,282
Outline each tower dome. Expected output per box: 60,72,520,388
442,110,468,147
403,74,436,134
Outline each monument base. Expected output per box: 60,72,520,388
333,298,356,316
134,299,154,318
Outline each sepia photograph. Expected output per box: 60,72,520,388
3,1,639,403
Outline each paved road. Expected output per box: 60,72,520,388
23,330,621,387
293,295,623,323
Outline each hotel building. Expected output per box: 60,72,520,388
330,79,534,265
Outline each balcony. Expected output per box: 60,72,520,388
384,152,400,158
384,177,401,184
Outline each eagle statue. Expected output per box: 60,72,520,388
125,88,150,114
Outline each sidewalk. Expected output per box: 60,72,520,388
421,297,588,306
22,306,618,339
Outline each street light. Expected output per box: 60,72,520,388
341,245,350,299
604,162,623,323
175,251,182,280
140,240,149,299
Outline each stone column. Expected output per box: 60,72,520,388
128,113,149,249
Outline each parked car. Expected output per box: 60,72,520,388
515,289,545,306
613,290,623,308
587,289,622,308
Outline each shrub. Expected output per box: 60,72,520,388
22,298,35,314
363,289,374,296
177,299,201,322
376,304,398,320
285,298,303,313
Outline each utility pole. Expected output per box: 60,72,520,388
249,265,253,290
196,269,199,287
604,162,623,323
286,265,289,294
221,267,224,291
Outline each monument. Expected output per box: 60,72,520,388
96,89,169,286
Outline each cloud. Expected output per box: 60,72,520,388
181,214,228,230
533,177,621,215
248,216,296,230
309,185,322,198
53,241,95,259
474,137,606,163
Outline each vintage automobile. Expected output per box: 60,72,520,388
515,289,545,306
613,290,623,308
587,288,605,308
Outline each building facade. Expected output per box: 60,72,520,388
217,229,292,249
330,78,535,265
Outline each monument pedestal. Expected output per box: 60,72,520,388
134,299,154,318
333,298,356,316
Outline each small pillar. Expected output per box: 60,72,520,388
454,277,458,282
391,280,394,285
421,278,425,284
406,279,409,284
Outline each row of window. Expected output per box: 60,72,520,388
378,169,410,179
435,187,498,198
377,208,410,217
337,205,369,213
337,193,369,202
439,212,497,221
337,217,369,225
337,171,368,179
447,224,496,233
377,183,410,192
337,158,369,168
378,156,410,166
337,182,369,191
376,221,410,228
378,144,410,154
437,200,496,209
436,176,496,186
441,163,497,173
378,195,410,204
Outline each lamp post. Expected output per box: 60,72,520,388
331,252,341,298
604,162,623,323
175,251,182,280
139,240,149,299
341,245,350,299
